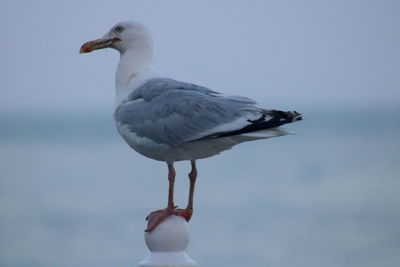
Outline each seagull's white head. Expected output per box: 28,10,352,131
80,21,153,55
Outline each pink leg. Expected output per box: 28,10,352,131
185,160,197,220
145,161,197,232
171,160,197,222
167,163,176,209
145,163,176,232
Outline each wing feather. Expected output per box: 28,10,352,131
114,79,261,146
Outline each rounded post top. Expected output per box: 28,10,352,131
144,215,190,252
140,215,196,267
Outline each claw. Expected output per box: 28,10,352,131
145,207,193,232
174,208,193,221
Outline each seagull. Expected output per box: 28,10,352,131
80,21,302,232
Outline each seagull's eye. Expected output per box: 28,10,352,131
115,26,124,33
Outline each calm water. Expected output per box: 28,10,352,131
0,109,399,267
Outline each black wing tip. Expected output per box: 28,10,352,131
291,111,303,122
268,109,302,123
196,109,303,141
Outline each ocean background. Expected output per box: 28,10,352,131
1,1,400,266
1,108,399,267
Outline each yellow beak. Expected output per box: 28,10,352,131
79,37,121,54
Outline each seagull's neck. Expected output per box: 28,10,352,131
115,49,163,108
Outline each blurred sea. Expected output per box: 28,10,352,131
0,109,399,267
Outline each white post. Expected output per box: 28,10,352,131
139,215,197,267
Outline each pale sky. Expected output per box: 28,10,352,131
1,0,399,114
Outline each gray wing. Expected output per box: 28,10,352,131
114,78,263,146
